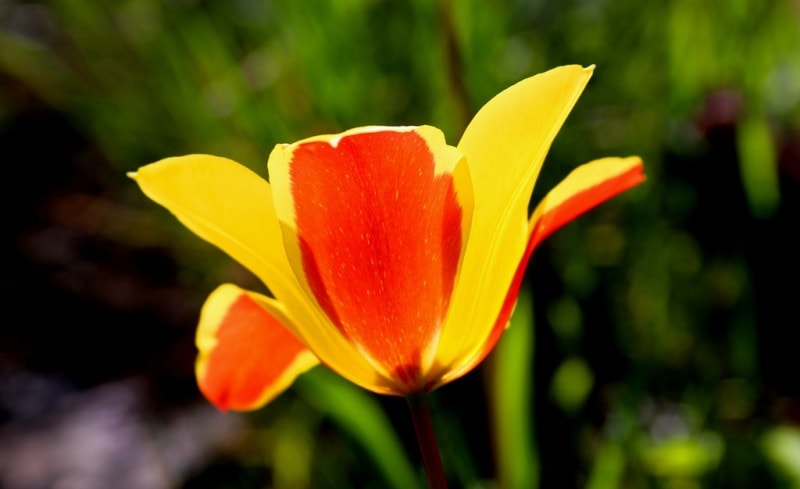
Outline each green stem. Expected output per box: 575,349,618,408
406,394,448,489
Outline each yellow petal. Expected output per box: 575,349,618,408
434,66,595,375
130,155,298,299
131,155,391,394
196,284,319,411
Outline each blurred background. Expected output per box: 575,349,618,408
1,0,799,488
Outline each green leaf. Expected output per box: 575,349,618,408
294,369,422,489
488,289,539,489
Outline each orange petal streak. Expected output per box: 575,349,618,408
196,284,318,411
288,130,465,391
441,157,644,384
527,157,645,252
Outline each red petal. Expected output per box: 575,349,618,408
196,285,318,411
285,128,467,389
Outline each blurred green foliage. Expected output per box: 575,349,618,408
2,0,799,488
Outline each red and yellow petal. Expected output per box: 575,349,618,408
435,66,595,378
268,126,473,392
433,156,644,387
527,156,645,250
196,284,319,411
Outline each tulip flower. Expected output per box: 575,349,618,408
131,65,644,413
